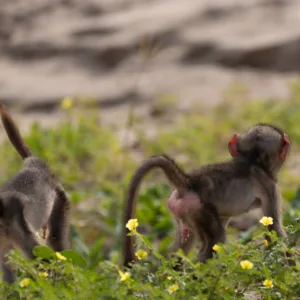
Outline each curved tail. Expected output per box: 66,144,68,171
122,154,188,266
0,104,32,159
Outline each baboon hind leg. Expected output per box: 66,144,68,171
47,187,71,251
196,204,226,263
171,219,195,270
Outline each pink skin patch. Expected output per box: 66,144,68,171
280,133,290,160
228,133,239,158
167,190,201,217
167,190,201,243
179,220,190,243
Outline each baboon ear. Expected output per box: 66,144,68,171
280,133,290,161
228,134,239,158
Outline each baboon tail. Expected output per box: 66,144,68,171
123,154,188,266
0,104,32,159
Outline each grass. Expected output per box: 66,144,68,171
0,84,299,299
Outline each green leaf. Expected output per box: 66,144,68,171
61,250,87,267
33,246,55,259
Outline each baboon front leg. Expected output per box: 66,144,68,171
254,170,287,239
47,187,71,251
261,184,295,265
261,184,287,239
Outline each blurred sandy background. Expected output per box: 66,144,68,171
0,0,300,130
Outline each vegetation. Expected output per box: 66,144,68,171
0,83,299,299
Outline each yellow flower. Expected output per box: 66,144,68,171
212,244,221,252
263,279,274,289
60,97,73,110
167,276,172,280
167,284,179,294
263,239,269,247
259,216,273,226
19,278,30,287
240,260,254,270
135,250,148,260
118,270,131,281
56,252,67,261
126,219,138,231
39,272,48,278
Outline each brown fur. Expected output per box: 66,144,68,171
0,104,71,283
123,124,290,267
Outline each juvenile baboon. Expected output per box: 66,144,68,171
123,124,290,266
0,104,71,282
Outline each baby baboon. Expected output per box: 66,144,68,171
123,124,290,266
0,104,71,282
